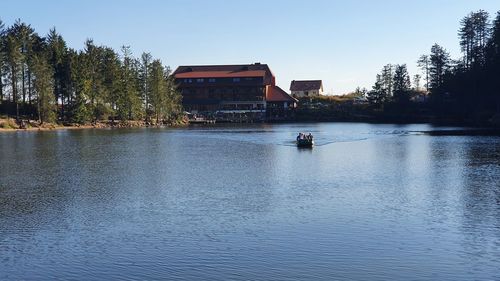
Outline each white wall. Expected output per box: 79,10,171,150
291,89,321,98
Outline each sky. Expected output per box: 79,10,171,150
2,0,499,95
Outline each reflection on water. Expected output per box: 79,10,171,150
0,123,499,280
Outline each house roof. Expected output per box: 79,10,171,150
173,63,274,79
266,85,298,102
290,80,323,91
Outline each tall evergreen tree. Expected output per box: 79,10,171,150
381,64,393,97
413,74,422,91
140,52,152,119
459,10,490,68
417,55,430,92
5,29,22,119
149,59,166,123
12,20,36,104
117,46,141,120
71,50,92,124
47,28,68,114
0,19,6,103
367,74,387,106
393,64,411,104
32,53,56,123
429,44,450,92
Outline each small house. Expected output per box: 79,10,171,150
290,80,323,98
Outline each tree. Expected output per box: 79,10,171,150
5,29,22,120
489,12,500,59
486,12,500,113
413,74,422,91
459,13,475,68
367,74,387,106
459,10,490,68
149,59,166,123
392,64,411,104
417,55,430,92
71,50,92,124
381,64,393,97
164,73,182,121
100,47,120,121
429,44,450,92
116,46,141,120
47,28,69,114
32,54,56,123
353,86,367,99
0,19,5,103
140,52,152,119
12,20,36,104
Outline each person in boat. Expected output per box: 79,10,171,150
297,133,303,141
307,133,313,141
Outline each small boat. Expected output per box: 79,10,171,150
296,133,314,147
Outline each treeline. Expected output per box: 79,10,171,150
0,19,182,125
366,10,500,124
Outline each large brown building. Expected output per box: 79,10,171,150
173,63,296,119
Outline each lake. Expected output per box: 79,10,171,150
1,123,499,280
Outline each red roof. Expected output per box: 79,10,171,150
266,85,298,102
175,70,266,79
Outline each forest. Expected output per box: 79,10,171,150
0,19,183,128
364,10,500,125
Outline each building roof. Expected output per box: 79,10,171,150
266,85,298,102
175,70,266,79
290,80,323,91
173,63,274,79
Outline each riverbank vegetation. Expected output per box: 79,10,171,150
0,19,184,129
297,10,500,126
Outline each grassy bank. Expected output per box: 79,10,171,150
0,118,188,132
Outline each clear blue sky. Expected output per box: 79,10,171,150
2,0,499,94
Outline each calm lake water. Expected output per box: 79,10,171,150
1,123,499,280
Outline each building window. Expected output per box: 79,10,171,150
196,78,204,83
208,78,216,83
232,78,240,82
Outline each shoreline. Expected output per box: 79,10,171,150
0,119,188,133
1,117,499,133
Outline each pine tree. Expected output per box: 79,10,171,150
459,10,491,68
47,28,69,115
5,30,22,120
32,53,56,123
393,64,411,104
367,74,387,106
381,64,393,97
140,52,152,119
149,59,166,124
117,46,141,120
429,44,450,91
417,55,430,92
0,19,5,103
